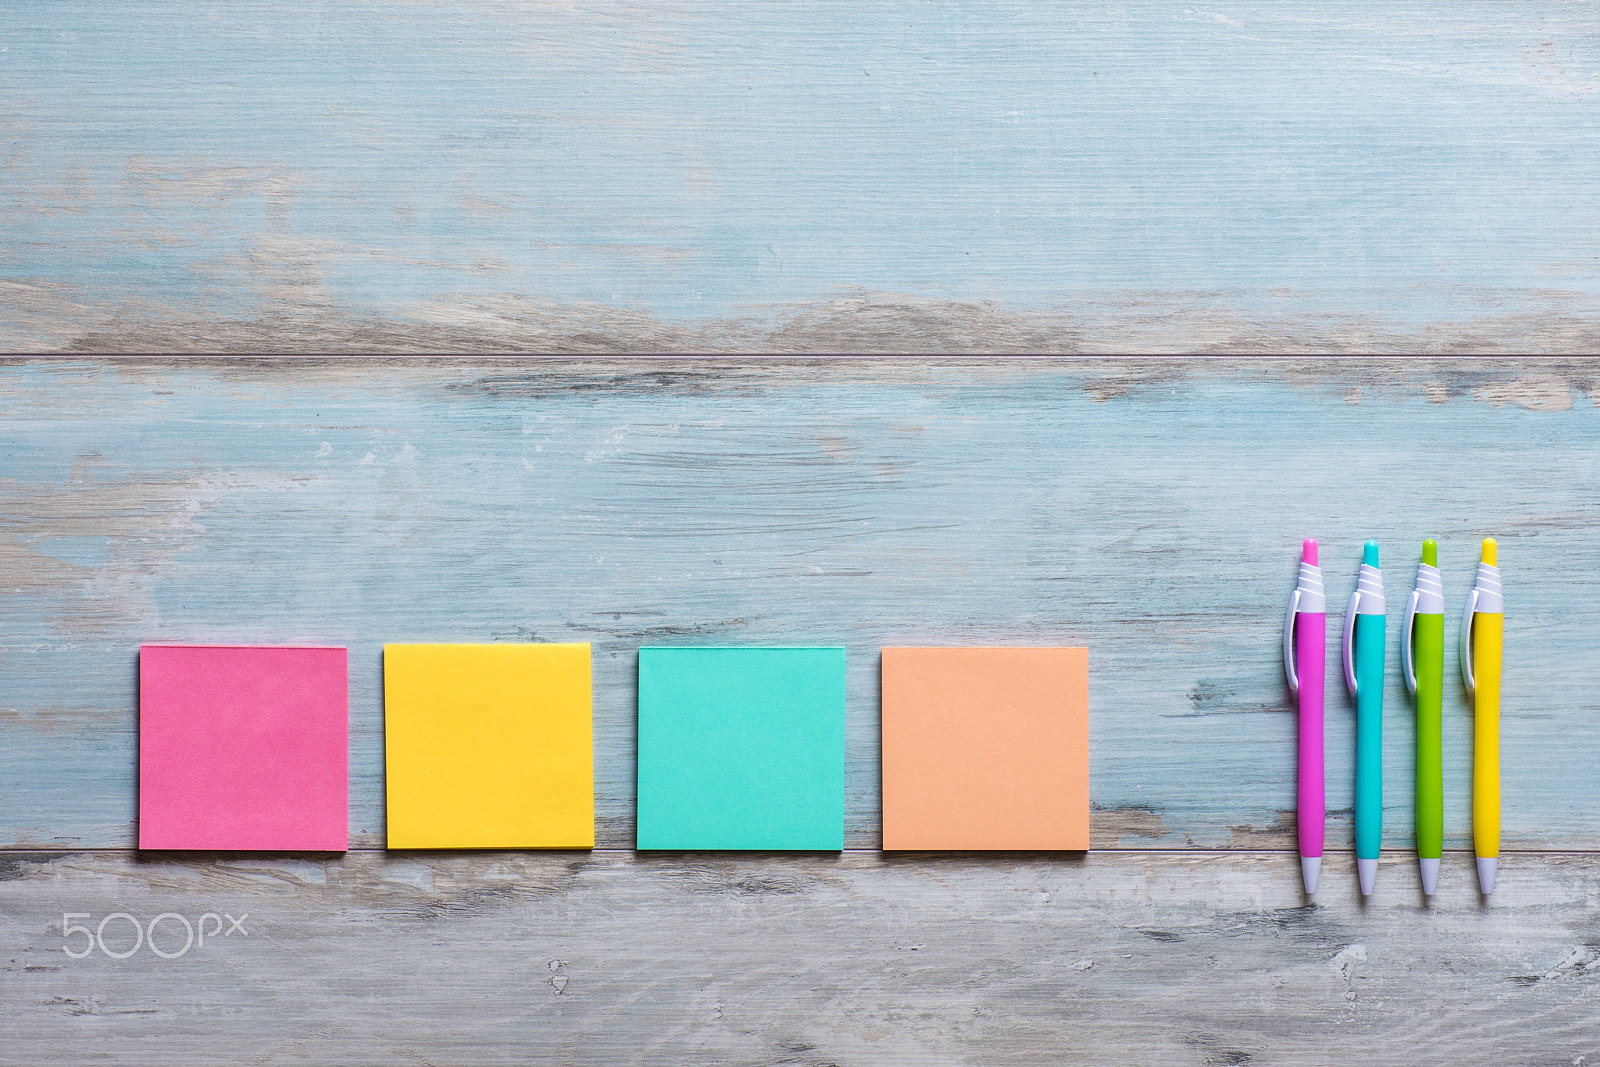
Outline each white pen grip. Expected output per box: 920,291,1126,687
1283,588,1301,696
1460,587,1479,695
1401,588,1419,695
1342,590,1360,695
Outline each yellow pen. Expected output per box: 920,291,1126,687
1460,538,1503,895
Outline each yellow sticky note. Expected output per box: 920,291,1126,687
384,644,593,849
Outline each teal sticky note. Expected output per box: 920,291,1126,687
636,647,846,850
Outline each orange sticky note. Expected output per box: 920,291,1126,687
881,647,1089,850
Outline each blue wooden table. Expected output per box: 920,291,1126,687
4,2,1600,352
5,2,1600,1060
2,358,1598,1063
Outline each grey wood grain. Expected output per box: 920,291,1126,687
2,358,1599,853
4,849,1599,1065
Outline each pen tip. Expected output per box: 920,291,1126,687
1482,538,1496,566
1363,541,1379,567
1301,856,1321,895
1477,856,1497,895
1302,538,1317,565
1422,539,1437,567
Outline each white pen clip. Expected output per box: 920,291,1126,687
1406,556,1443,696
1460,587,1480,696
1283,586,1302,696
1461,556,1503,694
1342,590,1361,696
1343,559,1385,696
1401,587,1421,695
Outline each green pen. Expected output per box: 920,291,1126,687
1403,539,1445,896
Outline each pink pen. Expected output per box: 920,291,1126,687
1283,538,1326,895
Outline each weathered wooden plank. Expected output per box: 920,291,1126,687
3,848,1599,1064
3,2,1600,352
1,358,1597,853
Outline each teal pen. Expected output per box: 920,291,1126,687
1342,541,1385,896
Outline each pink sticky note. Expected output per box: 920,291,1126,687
138,645,348,851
